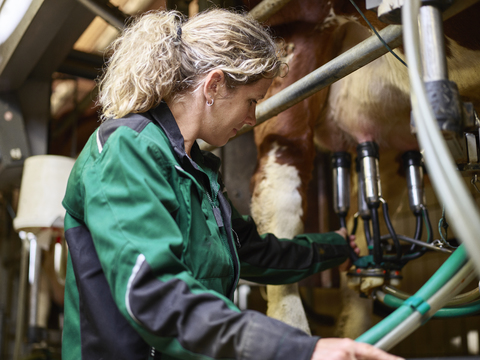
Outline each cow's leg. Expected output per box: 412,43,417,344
251,135,316,333
251,137,314,333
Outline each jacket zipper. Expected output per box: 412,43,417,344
232,229,241,249
175,164,240,299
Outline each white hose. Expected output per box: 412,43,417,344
402,0,480,277
427,261,476,315
375,260,476,350
383,285,480,306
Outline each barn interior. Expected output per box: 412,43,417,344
0,0,479,359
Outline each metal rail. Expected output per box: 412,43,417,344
76,0,292,33
76,0,128,30
249,0,293,22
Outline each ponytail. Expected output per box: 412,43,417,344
97,9,284,120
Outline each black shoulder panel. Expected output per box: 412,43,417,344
98,113,152,148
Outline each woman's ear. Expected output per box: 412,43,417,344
203,70,225,102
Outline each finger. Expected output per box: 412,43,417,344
349,239,360,254
354,343,404,360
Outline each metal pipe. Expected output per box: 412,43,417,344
405,165,424,213
363,156,381,205
380,234,451,253
419,5,448,81
356,158,371,220
13,234,29,360
253,25,402,132
76,0,127,30
402,151,425,215
248,0,293,22
28,234,41,333
332,152,351,217
357,142,382,207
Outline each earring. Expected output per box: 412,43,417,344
206,99,214,106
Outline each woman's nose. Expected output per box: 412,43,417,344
245,108,257,127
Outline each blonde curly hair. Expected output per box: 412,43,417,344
97,8,285,120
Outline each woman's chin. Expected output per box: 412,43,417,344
218,139,229,148
199,138,228,149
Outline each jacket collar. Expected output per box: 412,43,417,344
148,102,221,174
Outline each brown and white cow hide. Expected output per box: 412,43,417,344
248,0,480,337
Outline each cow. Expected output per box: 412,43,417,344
246,0,480,338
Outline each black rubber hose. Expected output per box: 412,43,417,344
400,249,424,262
414,213,423,240
423,207,434,244
382,201,402,262
351,215,359,236
370,207,383,264
363,218,373,247
407,214,424,254
398,208,434,263
339,215,359,262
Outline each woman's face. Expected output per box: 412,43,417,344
200,77,273,147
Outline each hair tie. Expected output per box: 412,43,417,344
176,26,182,43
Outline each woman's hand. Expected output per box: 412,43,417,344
312,338,404,360
335,227,360,271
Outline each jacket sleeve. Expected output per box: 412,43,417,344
229,199,350,284
76,128,320,360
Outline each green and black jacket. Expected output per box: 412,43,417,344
62,102,350,360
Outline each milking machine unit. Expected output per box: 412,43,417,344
331,0,480,317
332,144,439,296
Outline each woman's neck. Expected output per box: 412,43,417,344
165,95,202,157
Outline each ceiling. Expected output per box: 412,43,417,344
0,0,245,189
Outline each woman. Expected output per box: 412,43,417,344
62,8,402,360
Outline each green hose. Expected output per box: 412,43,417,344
356,245,468,344
355,306,414,345
433,301,480,318
415,246,468,300
382,294,480,318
